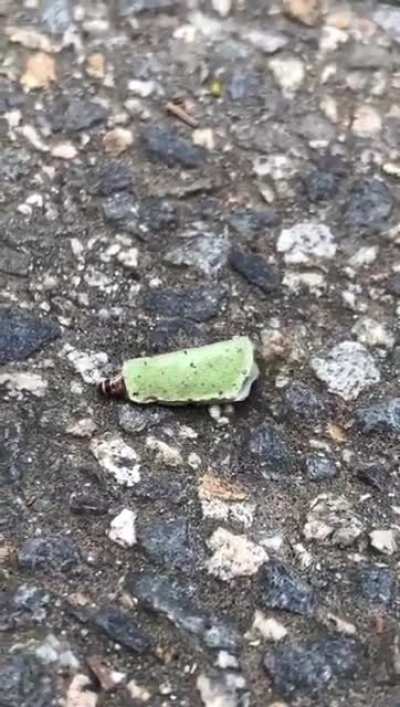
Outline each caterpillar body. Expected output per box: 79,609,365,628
97,336,258,405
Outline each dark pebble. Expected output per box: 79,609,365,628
91,161,135,196
260,560,316,616
128,572,239,652
51,99,108,133
0,584,50,631
41,0,72,33
118,404,173,434
0,308,60,365
146,318,203,353
356,566,396,606
0,246,31,277
284,382,326,421
18,535,81,573
229,248,281,293
131,472,185,503
246,423,295,478
386,273,400,297
344,178,393,232
143,286,225,322
228,70,265,103
137,516,199,572
92,607,151,653
355,398,400,434
302,168,339,202
304,453,337,482
69,492,108,515
227,208,280,239
142,126,206,169
102,191,138,229
356,463,390,492
0,654,57,707
0,148,32,182
118,0,178,15
264,637,362,697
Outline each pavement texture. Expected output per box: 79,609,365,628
1,1,400,705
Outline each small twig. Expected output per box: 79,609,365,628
166,100,199,128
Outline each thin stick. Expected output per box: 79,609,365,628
166,101,199,128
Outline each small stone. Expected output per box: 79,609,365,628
92,608,151,653
52,99,108,133
260,561,316,616
143,286,225,322
283,271,326,297
86,53,106,79
0,654,58,707
311,341,380,401
352,105,382,138
35,633,79,671
373,6,400,44
369,529,398,556
229,248,280,293
355,398,400,435
86,656,125,692
0,371,48,398
21,52,56,90
246,611,288,642
66,417,97,438
146,436,182,467
63,346,108,384
382,162,400,179
92,160,135,196
196,672,246,707
227,209,280,239
304,493,363,546
352,317,395,350
244,29,289,54
0,308,60,364
344,179,393,233
142,126,206,168
284,382,326,422
277,222,336,265
127,679,151,702
254,153,299,181
164,229,229,276
108,509,137,548
41,0,72,34
69,493,108,516
304,454,337,482
268,56,305,94
118,0,178,16
127,79,156,97
103,128,133,157
386,273,400,297
227,70,265,103
302,169,339,202
282,0,321,27
198,474,255,527
129,572,239,652
18,535,80,572
246,423,295,478
206,527,268,581
356,464,389,492
138,516,197,572
211,0,231,17
118,405,172,434
356,566,396,606
193,128,215,151
116,247,139,271
51,142,77,159
90,435,140,487
264,637,362,697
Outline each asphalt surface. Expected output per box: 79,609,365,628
1,1,400,706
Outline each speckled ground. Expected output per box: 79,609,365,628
1,1,400,706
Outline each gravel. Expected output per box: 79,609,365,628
2,1,400,704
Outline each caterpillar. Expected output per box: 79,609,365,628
97,336,258,405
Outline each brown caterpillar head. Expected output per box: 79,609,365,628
97,375,127,400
